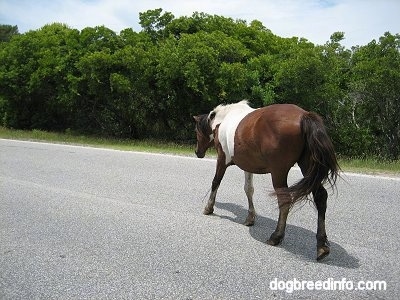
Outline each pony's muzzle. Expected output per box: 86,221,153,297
195,150,205,158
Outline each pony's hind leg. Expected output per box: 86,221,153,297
298,157,331,260
267,200,290,246
244,172,255,226
267,170,291,246
314,185,330,261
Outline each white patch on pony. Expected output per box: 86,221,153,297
209,100,250,131
209,100,255,165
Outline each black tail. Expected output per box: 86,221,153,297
287,112,340,203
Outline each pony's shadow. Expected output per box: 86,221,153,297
215,201,360,269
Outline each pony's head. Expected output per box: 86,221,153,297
193,100,251,158
193,111,215,158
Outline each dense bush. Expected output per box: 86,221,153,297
1,9,399,159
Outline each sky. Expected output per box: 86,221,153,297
0,0,399,48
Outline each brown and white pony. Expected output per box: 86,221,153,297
193,100,340,260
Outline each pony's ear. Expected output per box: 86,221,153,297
193,115,200,122
208,111,216,121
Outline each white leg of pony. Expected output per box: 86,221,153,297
204,189,217,215
244,171,256,226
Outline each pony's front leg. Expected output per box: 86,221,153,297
204,160,227,215
243,172,256,226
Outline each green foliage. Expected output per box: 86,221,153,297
0,25,19,42
273,40,325,107
346,32,400,159
139,8,174,41
0,13,399,159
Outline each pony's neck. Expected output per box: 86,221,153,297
210,100,252,130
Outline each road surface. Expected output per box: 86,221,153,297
1,139,399,299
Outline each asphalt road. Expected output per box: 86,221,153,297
1,139,399,299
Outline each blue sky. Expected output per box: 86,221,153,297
0,0,398,48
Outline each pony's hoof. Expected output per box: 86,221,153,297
243,215,255,226
267,233,284,246
266,239,282,246
317,246,330,261
203,207,214,215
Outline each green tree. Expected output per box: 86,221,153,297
0,23,81,129
316,32,364,156
348,32,400,159
1,9,398,159
79,25,121,52
155,28,257,138
273,38,325,109
73,27,159,137
139,8,174,41
0,25,19,42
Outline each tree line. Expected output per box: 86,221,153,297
0,9,399,159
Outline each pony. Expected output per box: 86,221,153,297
193,100,340,260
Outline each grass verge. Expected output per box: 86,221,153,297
0,127,194,155
1,127,399,176
337,157,400,176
